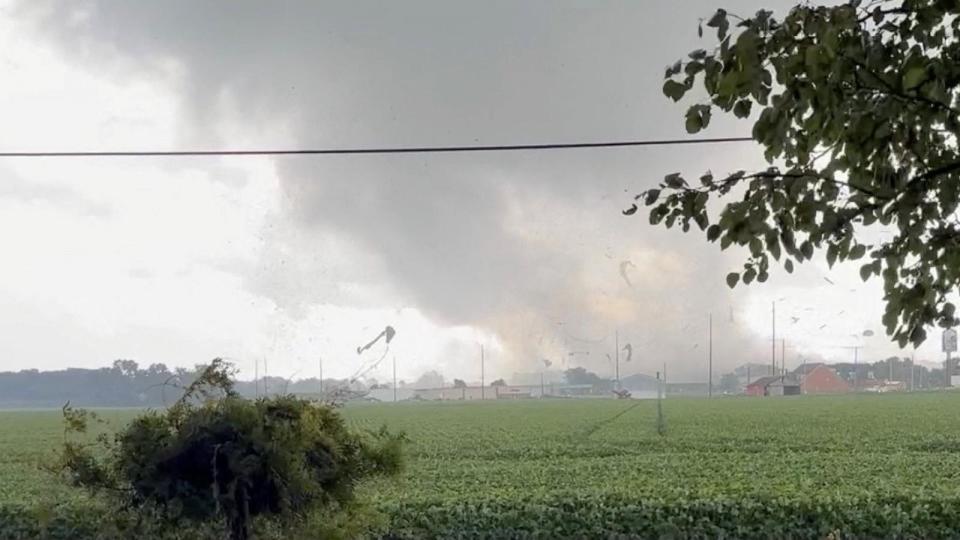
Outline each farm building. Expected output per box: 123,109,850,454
745,376,800,397
793,363,850,394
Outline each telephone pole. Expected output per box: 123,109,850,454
708,313,713,398
771,301,776,376
781,338,786,377
481,344,486,400
318,356,323,397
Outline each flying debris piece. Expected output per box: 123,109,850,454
791,317,800,324
863,330,875,337
619,260,637,288
819,324,828,330
542,358,553,368
622,343,633,362
838,310,846,315
823,277,835,285
804,307,815,312
356,325,397,355
693,344,699,349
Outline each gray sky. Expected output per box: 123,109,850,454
0,1,937,383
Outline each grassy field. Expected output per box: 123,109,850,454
4,393,960,536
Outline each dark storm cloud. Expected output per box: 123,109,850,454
16,0,806,378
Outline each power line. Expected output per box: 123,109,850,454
0,136,753,158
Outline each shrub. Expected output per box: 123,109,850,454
53,359,403,540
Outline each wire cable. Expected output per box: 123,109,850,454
0,136,754,158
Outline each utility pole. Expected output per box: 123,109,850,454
615,330,620,389
771,301,776,376
663,362,667,397
655,370,665,435
781,338,786,378
318,355,323,397
708,313,713,398
481,344,485,400
910,352,915,391
392,355,397,403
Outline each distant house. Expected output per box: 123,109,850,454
794,363,849,394
745,376,800,397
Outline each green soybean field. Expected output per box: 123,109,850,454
5,393,960,537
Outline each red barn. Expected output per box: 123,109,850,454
795,364,849,394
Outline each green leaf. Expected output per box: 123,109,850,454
859,263,873,281
665,60,682,78
663,79,687,101
784,259,794,273
706,9,727,28
849,244,867,260
733,100,752,119
644,189,661,206
903,66,926,90
726,272,740,288
800,241,814,260
685,108,704,134
743,267,757,284
663,173,685,189
826,244,839,268
707,224,722,242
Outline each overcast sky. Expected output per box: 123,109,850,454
0,1,943,384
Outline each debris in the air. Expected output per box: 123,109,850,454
863,330,874,337
619,260,636,288
357,325,396,355
791,317,800,324
542,358,553,368
824,277,835,285
622,343,633,362
819,324,828,330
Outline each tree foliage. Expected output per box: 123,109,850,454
630,0,960,347
54,359,404,540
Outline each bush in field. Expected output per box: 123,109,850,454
54,359,404,540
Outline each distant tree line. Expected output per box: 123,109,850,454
0,360,356,408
